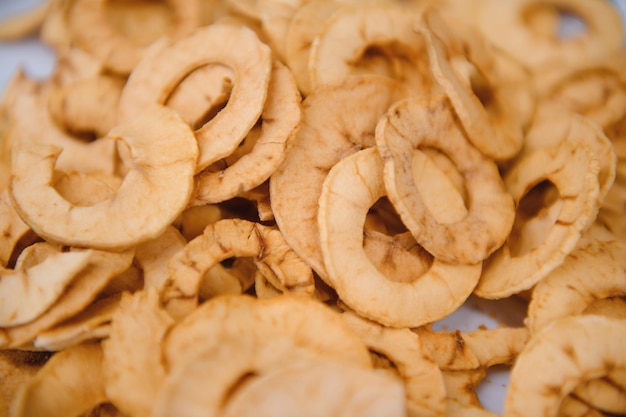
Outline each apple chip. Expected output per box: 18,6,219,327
118,23,272,171
163,294,371,372
221,358,407,417
504,315,626,417
318,147,481,327
0,250,91,327
67,0,200,74
342,311,446,417
526,238,626,334
10,104,198,250
271,74,407,279
103,289,174,417
475,139,601,298
191,60,302,205
10,343,107,417
47,74,125,139
9,91,117,175
376,95,515,264
308,2,433,91
33,295,120,351
475,0,624,72
1,248,134,349
161,218,314,319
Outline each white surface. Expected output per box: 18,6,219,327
0,1,623,415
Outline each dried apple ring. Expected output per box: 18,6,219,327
11,343,107,417
318,147,481,327
47,74,125,139
10,91,117,175
118,23,272,172
0,250,91,327
161,218,314,320
342,311,446,417
221,358,407,417
103,290,174,417
523,111,616,202
0,248,134,349
504,315,626,417
190,61,302,205
376,95,515,264
526,238,626,335
271,74,407,279
419,13,526,161
10,104,198,251
475,138,601,298
161,294,372,380
135,226,187,292
308,2,433,91
67,0,200,74
475,0,624,72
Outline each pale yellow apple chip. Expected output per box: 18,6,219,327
47,74,125,138
419,12,525,161
318,147,481,327
475,139,601,298
10,104,198,250
342,311,445,417
67,0,200,74
118,23,272,171
162,218,314,319
0,1,49,41
10,343,107,417
504,315,626,417
163,294,371,373
475,0,624,73
376,95,515,264
33,295,120,351
0,250,91,327
526,238,626,335
271,74,407,279
308,2,433,91
9,91,117,175
191,60,302,205
103,289,174,417
1,249,134,349
220,358,407,417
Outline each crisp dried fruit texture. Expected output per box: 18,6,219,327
10,104,198,250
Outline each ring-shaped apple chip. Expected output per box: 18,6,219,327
526,238,626,335
161,218,314,320
504,315,626,417
475,0,624,73
191,61,301,205
376,95,515,264
0,250,91,327
308,3,433,91
67,0,200,74
475,139,600,298
419,13,525,161
342,311,446,417
162,294,372,376
118,23,272,172
9,104,198,251
318,147,481,328
271,75,407,279
220,358,406,417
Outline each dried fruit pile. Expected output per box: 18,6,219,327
0,0,625,416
